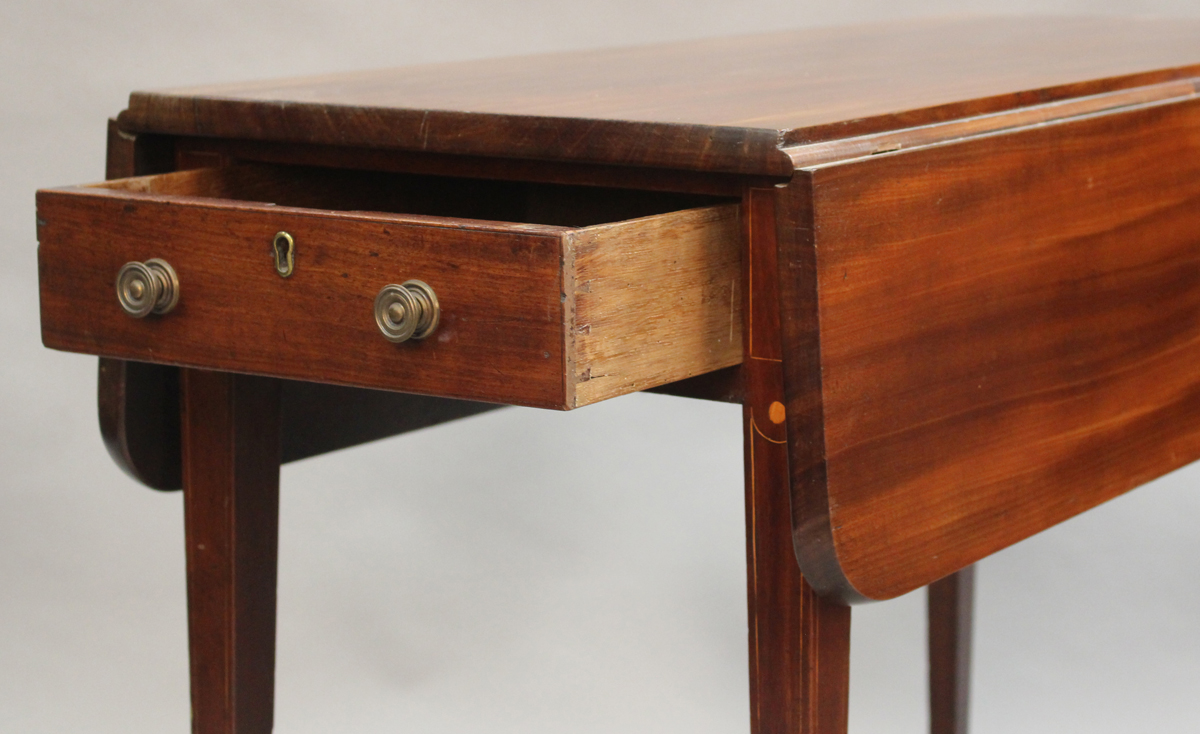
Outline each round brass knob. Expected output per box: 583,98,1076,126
116,258,180,317
374,280,439,343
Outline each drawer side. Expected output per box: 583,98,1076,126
570,204,742,407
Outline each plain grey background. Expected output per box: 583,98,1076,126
3,1,1200,732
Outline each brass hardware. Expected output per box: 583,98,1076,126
272,231,295,277
374,280,440,343
116,258,180,317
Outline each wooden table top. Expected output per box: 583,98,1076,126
118,17,1200,176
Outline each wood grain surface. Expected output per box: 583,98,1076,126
781,95,1200,601
98,124,187,491
102,360,503,491
40,165,740,409
785,79,1199,168
173,136,766,197
571,205,741,406
116,18,1200,176
98,129,507,488
182,370,281,734
39,179,570,407
743,186,850,734
99,358,183,490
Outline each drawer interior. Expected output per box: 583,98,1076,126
95,162,727,228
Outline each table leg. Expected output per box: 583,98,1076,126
744,185,851,734
744,395,852,734
181,369,282,734
928,566,975,734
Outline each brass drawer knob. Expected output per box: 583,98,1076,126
374,280,439,343
116,258,180,318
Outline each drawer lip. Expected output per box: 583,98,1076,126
37,166,743,410
56,170,575,237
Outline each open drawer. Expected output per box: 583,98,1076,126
37,164,741,409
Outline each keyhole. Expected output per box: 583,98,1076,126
272,231,295,278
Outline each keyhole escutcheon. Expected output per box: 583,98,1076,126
272,231,295,278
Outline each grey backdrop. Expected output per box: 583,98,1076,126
3,1,1199,732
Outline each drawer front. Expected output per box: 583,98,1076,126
38,188,570,408
37,167,742,409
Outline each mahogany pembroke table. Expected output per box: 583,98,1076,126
35,17,1200,734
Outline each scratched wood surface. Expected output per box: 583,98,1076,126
116,18,1200,176
780,95,1200,601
